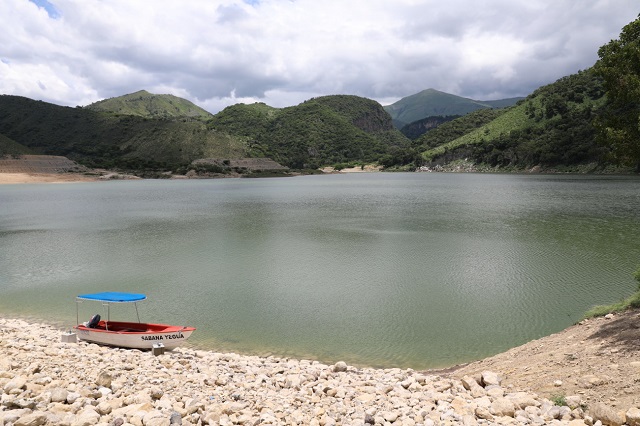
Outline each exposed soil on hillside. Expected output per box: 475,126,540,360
445,308,640,410
0,172,99,184
0,155,97,184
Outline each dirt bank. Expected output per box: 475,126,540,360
448,308,640,411
0,173,99,184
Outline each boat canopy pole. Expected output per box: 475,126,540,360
135,302,141,323
103,302,110,331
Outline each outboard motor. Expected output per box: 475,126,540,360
87,314,100,328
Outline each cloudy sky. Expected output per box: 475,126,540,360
1,0,637,113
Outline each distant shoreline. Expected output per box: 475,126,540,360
0,172,100,184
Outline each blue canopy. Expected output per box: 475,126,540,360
77,292,147,303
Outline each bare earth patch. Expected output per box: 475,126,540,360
446,308,640,410
0,173,99,184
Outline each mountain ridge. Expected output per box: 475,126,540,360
384,88,524,129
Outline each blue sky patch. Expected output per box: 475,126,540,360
29,0,60,19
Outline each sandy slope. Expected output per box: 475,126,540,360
0,173,98,184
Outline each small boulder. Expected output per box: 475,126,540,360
66,392,80,404
625,407,640,426
95,370,112,388
491,398,516,417
170,411,182,425
14,412,47,426
461,375,486,398
332,361,348,373
565,395,583,409
3,375,27,393
481,371,502,387
475,406,494,421
143,410,170,426
73,407,101,426
590,402,626,426
50,388,69,403
96,401,112,415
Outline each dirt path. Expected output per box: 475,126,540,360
447,308,640,410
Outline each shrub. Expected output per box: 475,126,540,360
550,393,567,407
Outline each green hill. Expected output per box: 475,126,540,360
0,93,409,172
384,89,523,128
0,95,246,169
207,95,409,169
85,90,213,119
417,69,609,169
208,102,279,139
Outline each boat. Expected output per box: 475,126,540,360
74,292,196,350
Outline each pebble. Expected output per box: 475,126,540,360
0,318,636,426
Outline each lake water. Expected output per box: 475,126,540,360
1,173,639,369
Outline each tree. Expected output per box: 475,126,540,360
594,14,640,170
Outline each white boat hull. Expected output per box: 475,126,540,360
75,321,195,350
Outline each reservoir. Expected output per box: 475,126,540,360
1,173,639,369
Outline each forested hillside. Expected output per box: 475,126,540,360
414,69,610,170
593,14,640,170
0,94,408,172
0,95,246,170
213,95,409,168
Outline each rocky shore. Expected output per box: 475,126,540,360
1,317,639,426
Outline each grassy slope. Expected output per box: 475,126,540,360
85,90,213,119
419,69,607,167
421,103,530,161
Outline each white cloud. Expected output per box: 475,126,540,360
0,0,637,112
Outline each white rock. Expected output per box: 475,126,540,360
72,407,101,426
66,391,81,404
95,370,112,388
50,388,69,403
14,411,48,426
491,398,516,417
626,407,640,426
590,402,626,426
481,371,502,387
143,410,170,426
4,375,27,393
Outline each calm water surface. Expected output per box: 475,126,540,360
1,173,639,368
